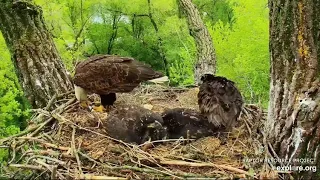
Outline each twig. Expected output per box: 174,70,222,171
52,98,76,114
72,126,83,175
8,139,17,164
137,138,195,147
52,114,134,147
33,159,65,179
79,151,217,178
131,159,182,179
51,165,57,180
159,160,254,178
78,174,127,180
17,137,69,151
64,103,78,113
9,164,45,171
26,155,66,166
29,118,54,138
16,149,71,163
34,169,49,180
42,133,55,143
45,94,57,110
57,90,74,98
30,109,51,116
242,107,254,126
268,142,284,166
243,118,252,136
33,159,52,170
0,121,47,144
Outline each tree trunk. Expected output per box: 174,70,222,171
178,0,216,84
0,0,72,108
267,0,320,178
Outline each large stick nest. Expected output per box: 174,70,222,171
0,85,277,179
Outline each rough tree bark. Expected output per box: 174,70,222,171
178,0,216,84
267,0,320,178
0,0,72,108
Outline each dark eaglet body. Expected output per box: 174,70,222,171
198,74,243,131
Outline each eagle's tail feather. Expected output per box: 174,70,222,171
148,76,169,84
208,114,224,128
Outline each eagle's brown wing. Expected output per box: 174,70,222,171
162,108,216,139
198,76,243,130
74,54,163,94
103,105,164,144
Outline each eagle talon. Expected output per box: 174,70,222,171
92,102,107,113
79,100,90,110
104,105,115,112
95,119,103,128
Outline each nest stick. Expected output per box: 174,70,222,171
17,137,69,151
29,117,54,138
45,94,57,110
137,138,195,147
51,165,57,180
0,120,48,144
9,164,46,171
133,160,182,179
57,90,74,98
52,114,134,147
71,126,83,175
268,142,284,166
33,159,52,170
8,140,17,164
159,160,253,177
79,151,212,179
33,159,65,179
26,155,66,166
42,133,55,143
78,174,127,180
243,118,252,136
52,98,76,114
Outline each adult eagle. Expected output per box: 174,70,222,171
198,74,243,131
73,54,164,108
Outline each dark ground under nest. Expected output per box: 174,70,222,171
0,85,280,179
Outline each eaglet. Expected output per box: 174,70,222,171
102,105,167,144
162,108,217,140
198,74,243,131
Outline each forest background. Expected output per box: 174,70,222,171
0,0,268,161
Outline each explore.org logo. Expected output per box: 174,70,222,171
274,165,317,172
244,158,317,173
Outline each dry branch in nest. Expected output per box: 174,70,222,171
0,85,276,179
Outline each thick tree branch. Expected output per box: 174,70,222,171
177,0,216,84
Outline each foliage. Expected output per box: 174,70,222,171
193,0,234,25
210,0,269,106
0,33,30,162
